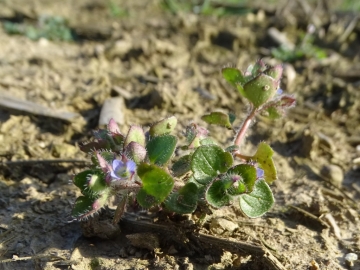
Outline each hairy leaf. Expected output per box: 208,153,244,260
191,145,233,185
165,182,198,214
239,179,274,218
149,116,177,136
136,163,174,208
146,135,177,166
253,142,277,184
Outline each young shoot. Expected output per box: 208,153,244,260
72,59,295,222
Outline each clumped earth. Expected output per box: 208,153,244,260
0,0,360,269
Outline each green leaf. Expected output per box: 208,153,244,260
227,164,257,192
91,151,115,167
164,182,198,214
79,140,110,153
239,179,274,218
205,179,232,208
136,189,159,209
200,138,216,146
250,59,267,76
87,173,108,194
72,196,93,218
73,169,106,196
73,170,93,190
264,65,283,82
225,145,239,153
263,106,282,119
72,193,109,219
221,67,246,87
149,116,178,136
136,163,174,208
184,124,208,149
221,67,247,97
228,112,236,125
243,74,278,108
201,112,232,129
253,142,277,184
124,125,145,147
146,135,177,166
191,145,233,185
171,154,192,177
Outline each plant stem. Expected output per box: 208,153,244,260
234,106,257,148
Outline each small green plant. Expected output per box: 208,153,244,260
3,15,74,42
72,60,295,222
271,25,326,62
162,0,251,16
107,0,129,18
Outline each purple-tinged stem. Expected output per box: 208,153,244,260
234,106,257,148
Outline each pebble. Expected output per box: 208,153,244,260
320,164,344,187
98,97,125,126
210,218,238,235
345,253,358,267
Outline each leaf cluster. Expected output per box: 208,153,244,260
71,60,295,222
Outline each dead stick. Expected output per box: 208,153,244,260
1,159,90,166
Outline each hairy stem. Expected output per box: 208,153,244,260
234,106,257,148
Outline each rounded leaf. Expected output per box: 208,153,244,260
87,173,108,194
243,74,278,108
171,154,192,177
72,193,109,219
253,142,277,184
149,116,177,136
191,145,233,185
164,182,198,214
74,169,106,196
136,189,159,209
239,179,274,218
146,135,177,166
221,67,246,87
136,163,174,207
72,196,93,218
227,164,257,192
125,141,147,164
201,112,233,129
124,125,145,147
205,180,232,208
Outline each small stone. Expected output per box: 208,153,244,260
210,218,238,235
320,164,344,187
126,233,160,251
345,253,358,267
98,97,126,126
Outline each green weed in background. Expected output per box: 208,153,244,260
162,0,251,16
271,29,327,63
107,0,129,18
3,15,74,42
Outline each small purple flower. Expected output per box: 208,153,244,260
110,159,136,180
276,88,283,95
256,168,264,179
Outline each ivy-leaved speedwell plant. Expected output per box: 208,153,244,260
72,59,295,222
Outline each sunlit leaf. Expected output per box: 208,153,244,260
227,164,257,192
149,116,177,136
146,135,177,166
253,142,277,184
201,111,232,129
191,145,233,185
205,179,232,208
239,179,274,218
136,163,174,208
